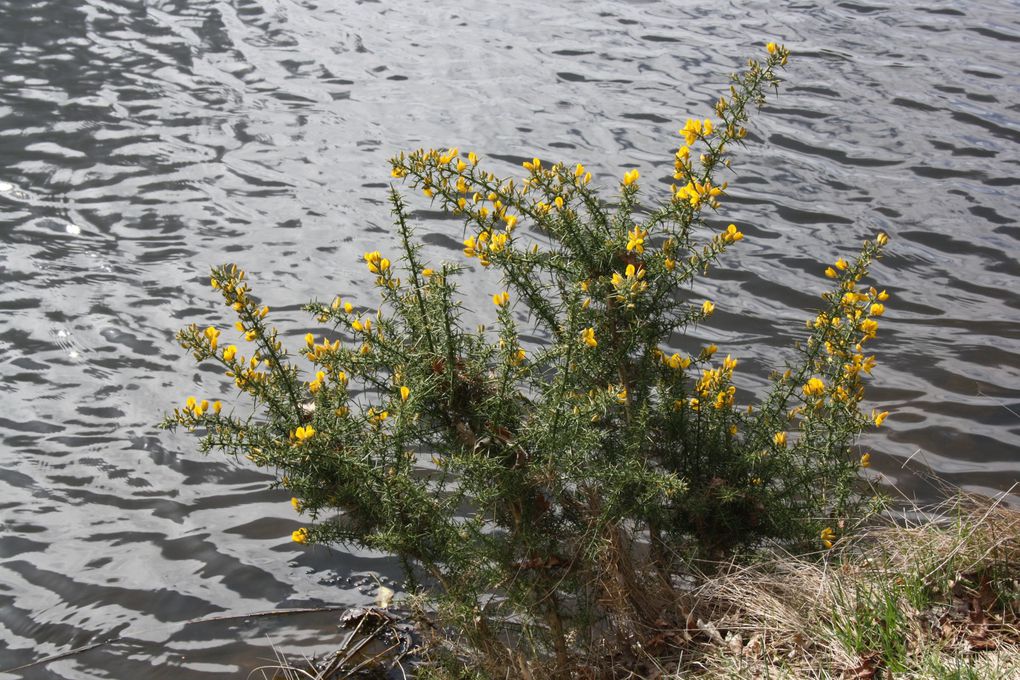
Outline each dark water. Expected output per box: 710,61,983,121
1,0,1018,676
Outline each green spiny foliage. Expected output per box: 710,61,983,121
162,42,893,675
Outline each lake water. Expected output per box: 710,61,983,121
1,0,1018,677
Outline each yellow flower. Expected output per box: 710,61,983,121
581,327,597,348
626,226,648,253
293,425,315,441
292,528,309,544
512,348,527,365
305,333,314,347
223,345,237,362
422,268,434,277
722,224,743,243
802,377,826,397
860,452,871,468
766,41,778,55
574,163,585,178
291,497,302,512
702,300,715,317
364,251,391,274
820,527,835,549
213,400,222,414
773,431,787,447
622,169,640,186
664,257,675,271
702,118,713,136
876,232,889,246
204,326,220,350
824,267,838,279
616,387,627,403
872,410,889,427
834,258,849,271
492,291,510,307
186,396,197,410
680,118,702,146
400,386,410,402
666,353,690,370
870,303,885,316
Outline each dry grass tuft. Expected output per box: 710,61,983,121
676,492,1020,679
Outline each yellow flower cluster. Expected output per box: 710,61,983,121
463,230,510,267
660,352,691,371
580,327,597,348
367,407,389,426
611,264,648,299
674,178,724,209
305,335,341,362
308,370,326,393
695,355,738,409
721,224,743,244
182,396,221,417
364,251,391,274
802,377,826,397
680,118,713,146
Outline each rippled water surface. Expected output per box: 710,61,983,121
1,0,1018,676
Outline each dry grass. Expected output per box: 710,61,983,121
673,492,1020,679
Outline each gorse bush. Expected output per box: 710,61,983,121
162,43,892,675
